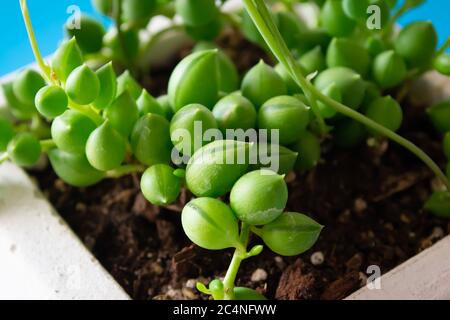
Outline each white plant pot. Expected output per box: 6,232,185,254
1,2,450,299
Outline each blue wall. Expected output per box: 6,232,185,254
1,0,449,76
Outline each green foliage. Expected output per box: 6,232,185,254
326,38,371,76
372,50,407,89
321,0,356,37
292,131,322,171
0,117,14,151
104,91,140,137
136,90,165,117
65,64,100,105
213,94,257,132
35,85,68,119
7,133,41,167
13,69,46,106
425,191,450,218
51,38,84,82
92,62,117,110
141,164,182,205
427,101,450,133
365,96,403,135
66,15,105,54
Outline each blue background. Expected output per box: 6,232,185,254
1,0,450,76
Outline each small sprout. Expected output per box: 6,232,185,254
208,280,225,300
92,62,117,110
181,197,241,250
65,14,105,54
35,85,68,119
320,0,356,37
131,114,172,166
212,94,257,132
175,0,219,27
292,131,322,172
241,60,287,108
333,119,367,149
136,89,165,117
372,50,407,89
170,104,218,157
65,64,100,105
230,170,288,226
342,0,370,22
365,96,403,135
168,50,220,112
425,191,450,218
116,70,142,100
7,133,41,167
299,46,327,75
434,53,450,76
246,245,264,258
394,21,438,68
141,164,182,206
255,212,323,257
104,91,140,137
85,121,126,171
51,38,84,82
317,83,341,119
258,96,310,145
51,110,97,154
427,101,450,133
186,140,251,197
13,69,46,106
48,148,105,187
315,67,366,110
326,38,371,77
0,117,15,151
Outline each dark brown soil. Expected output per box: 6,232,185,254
29,31,450,300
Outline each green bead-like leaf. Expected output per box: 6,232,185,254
48,148,105,187
122,0,156,27
175,0,219,27
181,197,240,250
104,28,139,63
444,133,450,159
85,121,126,171
275,63,302,95
362,81,382,107
0,117,14,151
299,46,326,75
51,110,97,154
317,83,340,119
241,60,287,108
212,94,257,132
136,89,165,117
241,9,266,47
342,0,370,21
251,144,298,175
276,11,306,50
365,36,387,57
365,96,403,135
315,67,366,110
35,85,68,119
66,64,100,105
216,50,239,94
131,114,172,166
427,101,450,133
372,50,407,89
92,62,117,110
51,38,84,82
259,96,310,145
92,0,113,15
321,0,356,37
425,191,450,218
168,50,220,112
230,170,288,226
104,91,140,137
233,287,267,301
141,164,182,206
7,133,41,167
13,69,46,106
157,95,175,120
333,118,367,149
1,82,36,120
434,54,450,76
170,104,218,157
186,140,251,197
186,18,223,42
395,21,437,68
259,212,323,256
292,131,321,171
116,70,142,100
65,14,105,54
326,38,371,76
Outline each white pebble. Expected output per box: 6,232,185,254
251,268,268,282
310,251,325,266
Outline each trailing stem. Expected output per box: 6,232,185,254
113,0,137,76
242,0,450,190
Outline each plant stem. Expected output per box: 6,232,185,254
106,164,146,178
113,0,137,76
437,37,450,56
222,223,251,300
19,0,52,82
68,100,104,125
0,153,9,164
243,0,450,190
40,139,56,152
